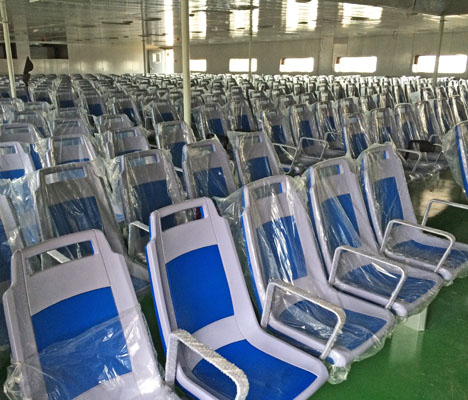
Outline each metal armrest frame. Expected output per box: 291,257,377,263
166,329,249,400
422,199,468,226
381,219,455,273
330,245,408,309
261,280,346,361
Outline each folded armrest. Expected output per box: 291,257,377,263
422,199,468,226
331,245,408,309
166,329,249,400
261,280,346,361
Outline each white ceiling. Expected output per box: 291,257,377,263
4,0,468,47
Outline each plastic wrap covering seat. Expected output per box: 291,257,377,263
34,162,148,287
199,103,229,139
234,131,282,185
359,95,377,113
415,100,442,143
226,99,257,132
112,97,142,126
342,113,376,159
0,142,35,179
82,93,106,117
434,98,455,133
148,102,179,127
104,126,150,159
368,108,401,147
55,90,77,109
52,117,93,138
449,95,468,124
118,149,184,227
263,108,295,146
155,121,196,169
3,230,176,399
146,197,328,399
239,175,395,372
314,101,343,150
360,143,468,282
0,123,43,169
94,113,133,134
32,88,53,104
45,134,97,167
16,87,31,103
338,98,359,119
182,138,236,199
306,157,443,317
15,110,51,138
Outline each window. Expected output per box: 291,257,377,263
412,54,467,74
190,59,207,72
0,43,17,59
30,44,69,59
335,56,377,73
229,58,257,73
280,57,314,73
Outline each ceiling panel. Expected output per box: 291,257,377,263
3,0,468,47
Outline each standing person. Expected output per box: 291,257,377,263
22,56,34,89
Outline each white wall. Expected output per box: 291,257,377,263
175,30,468,78
0,41,144,75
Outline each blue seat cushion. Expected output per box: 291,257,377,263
168,142,185,168
132,180,173,226
0,305,8,348
194,167,229,198
121,107,138,125
238,115,251,131
256,216,307,283
392,240,468,271
279,300,387,351
60,158,90,165
31,287,132,398
351,133,368,157
0,222,12,282
372,177,404,231
48,196,103,257
88,103,104,117
0,169,25,180
271,125,286,144
161,112,175,122
59,100,75,108
247,156,272,182
192,339,316,400
321,194,361,255
208,118,226,137
342,264,436,304
166,245,234,333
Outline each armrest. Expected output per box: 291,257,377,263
397,148,422,173
272,143,298,174
128,221,150,259
166,329,249,400
422,199,468,226
381,219,455,273
298,137,329,161
331,245,407,309
46,250,71,264
261,280,346,361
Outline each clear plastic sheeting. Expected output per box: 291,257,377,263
306,157,443,318
94,114,134,134
42,135,98,167
232,131,282,185
443,121,468,191
368,108,401,147
359,143,468,282
182,137,237,199
218,175,395,382
414,100,442,143
15,110,52,138
155,121,196,169
342,113,376,158
3,230,178,400
4,307,178,400
226,99,258,132
52,117,93,138
313,101,344,151
101,127,150,159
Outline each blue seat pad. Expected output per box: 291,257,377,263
342,264,435,304
279,300,386,351
392,240,468,270
192,339,317,399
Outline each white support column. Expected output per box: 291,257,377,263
140,0,147,76
433,16,445,87
248,4,253,82
181,0,191,126
0,0,15,98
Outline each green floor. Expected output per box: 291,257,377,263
2,169,468,399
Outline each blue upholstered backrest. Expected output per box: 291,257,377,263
165,245,234,333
